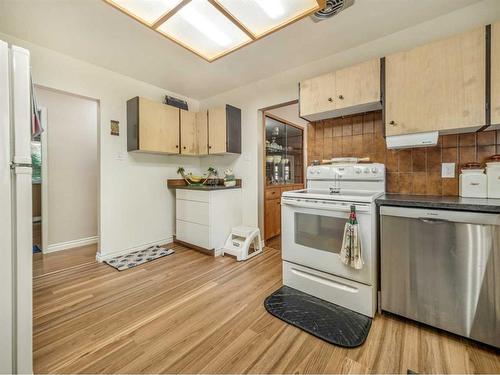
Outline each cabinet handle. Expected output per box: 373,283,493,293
338,95,344,100
389,121,397,126
327,97,333,102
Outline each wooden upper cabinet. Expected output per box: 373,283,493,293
180,110,197,155
196,110,208,155
386,27,486,136
208,105,241,154
300,59,381,121
335,59,380,111
127,97,180,154
299,72,336,119
492,22,500,126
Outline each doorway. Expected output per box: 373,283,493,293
32,87,99,260
261,101,308,249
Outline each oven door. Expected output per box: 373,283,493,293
281,197,374,285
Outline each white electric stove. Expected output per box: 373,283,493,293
281,163,385,317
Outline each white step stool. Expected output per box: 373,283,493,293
222,226,263,261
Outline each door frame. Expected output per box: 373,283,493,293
260,101,307,242
39,107,49,253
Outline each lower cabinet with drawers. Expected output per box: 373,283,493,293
175,188,242,252
264,184,304,241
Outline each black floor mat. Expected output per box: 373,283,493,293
264,286,372,348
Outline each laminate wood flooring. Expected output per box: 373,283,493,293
33,243,500,373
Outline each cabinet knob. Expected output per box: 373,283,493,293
208,145,212,149
327,97,333,102
176,145,179,148
338,95,344,100
183,146,186,149
389,121,397,126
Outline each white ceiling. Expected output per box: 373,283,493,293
0,0,481,100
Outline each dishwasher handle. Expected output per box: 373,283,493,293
418,217,450,224
380,205,500,226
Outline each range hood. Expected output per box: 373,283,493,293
386,131,439,149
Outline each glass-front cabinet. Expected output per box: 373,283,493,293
265,116,304,185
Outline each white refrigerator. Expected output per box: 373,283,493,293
0,40,33,374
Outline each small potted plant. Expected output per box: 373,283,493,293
224,168,236,187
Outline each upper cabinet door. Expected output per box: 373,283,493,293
138,98,180,154
335,59,380,111
180,109,197,155
196,110,208,155
492,22,500,126
208,106,227,154
386,27,485,136
299,72,336,119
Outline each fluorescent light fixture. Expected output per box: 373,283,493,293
255,0,285,19
103,0,323,61
110,0,182,25
215,0,320,38
177,6,231,47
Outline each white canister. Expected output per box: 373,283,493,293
486,162,500,198
459,169,487,198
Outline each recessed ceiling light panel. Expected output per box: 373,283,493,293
157,0,251,60
109,0,183,25
215,0,320,37
103,0,324,61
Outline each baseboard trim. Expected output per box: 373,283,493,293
96,236,173,262
45,236,99,254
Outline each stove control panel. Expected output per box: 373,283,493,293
307,163,385,180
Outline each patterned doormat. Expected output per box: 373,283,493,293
104,246,174,271
264,286,372,348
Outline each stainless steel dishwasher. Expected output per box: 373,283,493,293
380,206,500,348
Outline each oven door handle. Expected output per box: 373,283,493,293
281,199,370,212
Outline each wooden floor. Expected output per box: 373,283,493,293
33,243,500,374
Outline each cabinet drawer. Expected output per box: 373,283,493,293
176,220,210,249
176,200,209,225
265,187,281,200
176,189,209,202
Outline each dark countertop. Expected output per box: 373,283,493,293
170,185,241,191
376,194,500,213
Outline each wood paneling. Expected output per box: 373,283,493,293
335,58,380,110
196,110,208,155
139,97,179,153
309,111,500,196
386,27,485,136
180,110,197,155
300,72,336,117
208,106,227,154
492,22,500,125
33,243,500,373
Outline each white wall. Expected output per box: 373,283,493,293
199,0,500,233
36,87,99,249
267,103,308,128
0,31,202,259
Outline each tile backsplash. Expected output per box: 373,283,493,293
307,111,500,196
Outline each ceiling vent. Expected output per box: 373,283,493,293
310,0,354,22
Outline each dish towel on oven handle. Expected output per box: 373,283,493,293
340,205,363,270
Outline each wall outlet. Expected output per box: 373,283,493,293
441,163,455,178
